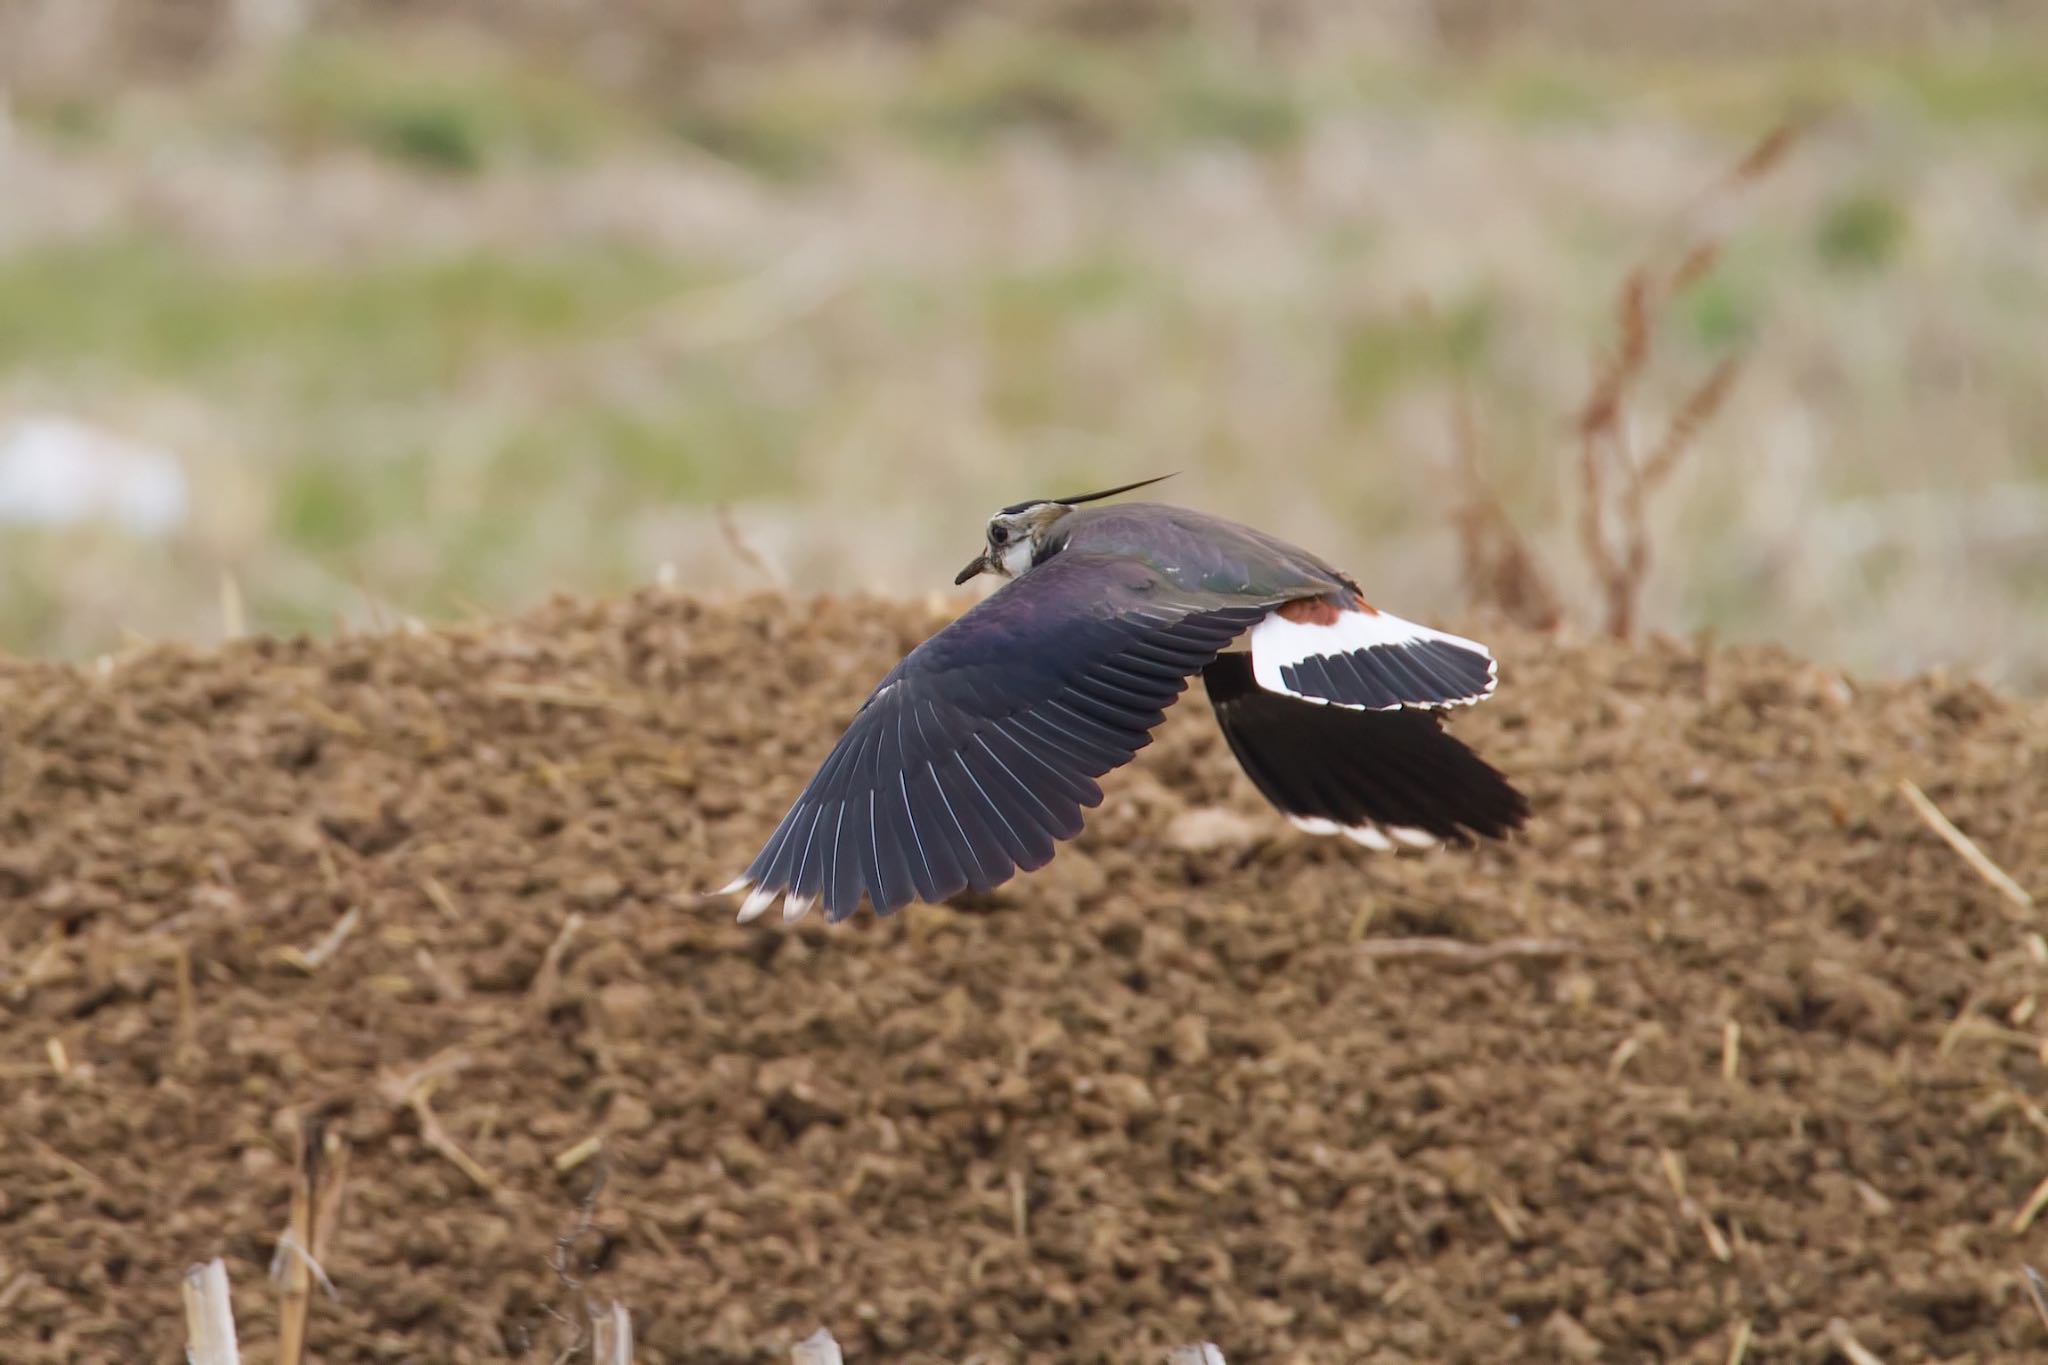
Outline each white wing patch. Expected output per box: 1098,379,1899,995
1286,812,1438,852
1250,607,1497,711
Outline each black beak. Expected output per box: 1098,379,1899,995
954,553,990,585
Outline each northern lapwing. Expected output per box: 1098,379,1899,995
721,477,1528,924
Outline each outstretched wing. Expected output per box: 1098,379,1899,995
725,553,1269,923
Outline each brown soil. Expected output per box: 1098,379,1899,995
3,590,2045,1364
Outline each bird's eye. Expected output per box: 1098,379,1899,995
990,525,1010,546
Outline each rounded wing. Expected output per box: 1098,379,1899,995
725,553,1269,923
1202,653,1527,848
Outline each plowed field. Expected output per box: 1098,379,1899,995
4,592,2045,1362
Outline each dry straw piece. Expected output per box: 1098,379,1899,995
181,1259,241,1365
590,1300,634,1364
1896,778,2034,910
273,1115,347,1365
1825,1317,1887,1365
1357,936,1588,969
790,1328,845,1365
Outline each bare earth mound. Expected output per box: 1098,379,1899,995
4,591,2045,1363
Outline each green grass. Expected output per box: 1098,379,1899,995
4,33,2048,686
0,236,755,645
1815,189,1910,272
1892,49,2048,127
0,239,700,393
1337,293,1497,419
261,39,635,171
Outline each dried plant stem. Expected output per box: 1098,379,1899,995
2023,1265,2048,1332
1552,123,1795,640
1725,1318,1753,1365
718,504,787,590
530,912,587,1012
1897,779,2034,909
791,1328,845,1364
549,1134,604,1179
274,1116,346,1365
182,1259,241,1365
378,1048,505,1200
1825,1317,1886,1365
2011,1170,2048,1235
410,1092,502,1199
280,906,361,973
1446,385,1562,630
590,1300,633,1364
1358,936,1587,969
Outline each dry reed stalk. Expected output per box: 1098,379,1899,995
2023,1265,2048,1331
1606,1034,1643,1079
1642,357,1743,490
1556,121,1799,640
0,1272,35,1314
27,1135,107,1193
1656,1146,1731,1262
555,1134,605,1174
276,1140,316,1365
419,874,463,921
717,504,788,590
410,1093,502,1199
379,1048,506,1200
1725,1318,1752,1365
274,1115,346,1365
589,1300,633,1364
2011,1171,2048,1235
415,947,467,1003
1485,1192,1527,1243
1825,1317,1886,1365
530,912,587,1011
1008,1168,1029,1242
182,1259,241,1365
292,693,367,738
1446,386,1562,630
280,906,360,973
1358,936,1587,969
1897,779,2034,909
791,1329,844,1365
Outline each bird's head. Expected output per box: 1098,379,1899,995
953,474,1174,585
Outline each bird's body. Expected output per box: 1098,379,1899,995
1043,502,1349,600
723,481,1527,924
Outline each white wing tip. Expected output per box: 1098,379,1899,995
736,884,779,923
717,875,752,896
782,893,817,924
1288,816,1439,852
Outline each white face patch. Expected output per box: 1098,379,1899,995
994,536,1036,578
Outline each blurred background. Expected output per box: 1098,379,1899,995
0,0,2043,687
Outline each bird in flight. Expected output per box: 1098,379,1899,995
722,476,1528,924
